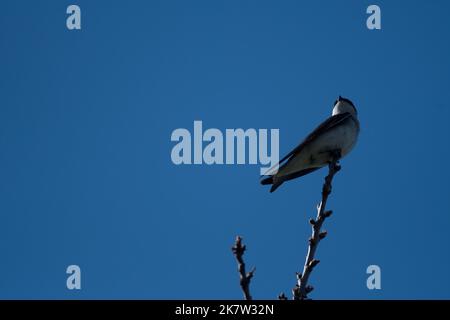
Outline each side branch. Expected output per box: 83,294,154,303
231,236,255,300
294,157,341,300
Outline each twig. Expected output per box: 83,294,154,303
293,155,341,300
231,236,255,300
278,292,288,300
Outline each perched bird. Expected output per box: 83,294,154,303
261,96,360,192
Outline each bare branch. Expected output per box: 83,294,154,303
231,236,255,300
294,155,341,300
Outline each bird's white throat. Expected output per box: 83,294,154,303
332,101,357,116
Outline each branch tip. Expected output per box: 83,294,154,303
319,230,328,239
323,210,333,218
232,236,254,300
278,293,288,300
305,285,314,294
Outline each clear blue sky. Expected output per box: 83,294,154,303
1,1,450,299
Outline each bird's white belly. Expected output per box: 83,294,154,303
280,119,359,176
314,121,358,157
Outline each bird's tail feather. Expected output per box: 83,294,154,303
260,176,273,185
270,181,283,193
260,167,321,193
260,176,284,192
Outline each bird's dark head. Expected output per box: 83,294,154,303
333,96,358,116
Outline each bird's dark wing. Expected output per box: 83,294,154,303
261,112,352,176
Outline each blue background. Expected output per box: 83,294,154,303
1,0,449,299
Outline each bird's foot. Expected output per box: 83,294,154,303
329,149,342,162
